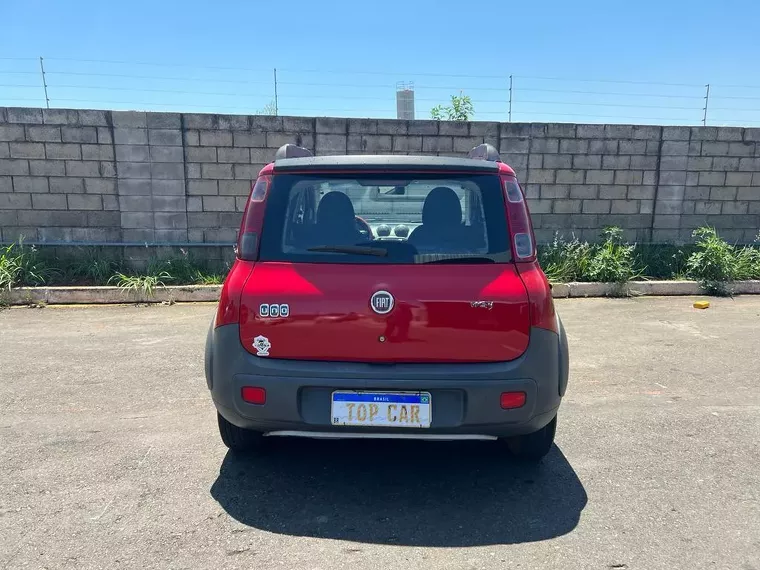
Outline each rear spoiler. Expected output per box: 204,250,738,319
274,144,313,160
468,143,502,162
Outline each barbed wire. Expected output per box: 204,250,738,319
2,56,760,125
512,74,705,88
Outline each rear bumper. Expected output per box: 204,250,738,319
205,320,569,438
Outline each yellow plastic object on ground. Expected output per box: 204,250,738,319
693,300,710,309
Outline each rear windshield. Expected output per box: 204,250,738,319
259,173,511,264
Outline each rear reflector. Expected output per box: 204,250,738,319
241,386,266,405
500,391,526,409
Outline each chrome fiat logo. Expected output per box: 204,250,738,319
370,290,394,315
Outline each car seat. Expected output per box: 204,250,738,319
312,191,362,246
407,187,470,250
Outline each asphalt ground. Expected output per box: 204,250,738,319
1,298,759,569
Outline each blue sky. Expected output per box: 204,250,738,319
2,0,760,125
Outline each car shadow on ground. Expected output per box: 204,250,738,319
210,438,587,546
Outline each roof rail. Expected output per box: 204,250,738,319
275,143,313,160
468,143,501,162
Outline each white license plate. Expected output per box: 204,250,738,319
331,391,432,428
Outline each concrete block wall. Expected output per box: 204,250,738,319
652,126,760,243
1,107,759,246
112,110,187,244
0,107,120,243
501,123,660,243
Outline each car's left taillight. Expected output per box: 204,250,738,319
237,174,271,261
215,174,271,328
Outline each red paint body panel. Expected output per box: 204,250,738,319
239,262,531,362
497,162,516,176
215,259,255,327
516,261,557,332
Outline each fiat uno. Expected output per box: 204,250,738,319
205,143,569,461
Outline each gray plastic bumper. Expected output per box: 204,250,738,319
205,319,569,438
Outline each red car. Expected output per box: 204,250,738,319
205,143,569,461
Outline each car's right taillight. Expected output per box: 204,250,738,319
237,175,271,261
501,174,536,262
501,174,557,333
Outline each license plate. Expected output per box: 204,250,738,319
331,391,432,428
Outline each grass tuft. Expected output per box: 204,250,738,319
109,271,173,298
0,240,58,290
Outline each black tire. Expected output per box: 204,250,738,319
505,416,557,461
217,413,264,452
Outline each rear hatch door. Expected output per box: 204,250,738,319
239,165,531,363
240,262,530,362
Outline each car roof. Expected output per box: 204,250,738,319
272,154,508,174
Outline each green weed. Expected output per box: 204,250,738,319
686,227,737,295
538,234,592,282
734,233,760,281
0,241,56,290
0,244,227,291
538,227,642,284
59,248,124,285
109,271,173,298
636,244,694,280
192,273,225,285
684,227,760,295
144,249,226,285
585,226,643,283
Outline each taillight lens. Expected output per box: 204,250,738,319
215,259,255,327
237,175,271,261
501,175,536,262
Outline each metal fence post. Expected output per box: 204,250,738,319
39,56,50,108
274,68,279,116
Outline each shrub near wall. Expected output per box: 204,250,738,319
0,241,226,291
2,226,759,297
538,226,760,292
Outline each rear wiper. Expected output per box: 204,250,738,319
420,256,496,264
307,245,388,257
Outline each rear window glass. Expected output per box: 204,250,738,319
259,173,511,264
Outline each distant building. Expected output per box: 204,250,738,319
396,82,415,120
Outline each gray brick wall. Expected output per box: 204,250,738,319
1,107,759,245
1,108,120,243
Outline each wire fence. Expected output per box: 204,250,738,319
2,56,760,126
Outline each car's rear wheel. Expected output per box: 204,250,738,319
504,416,557,461
217,413,264,452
